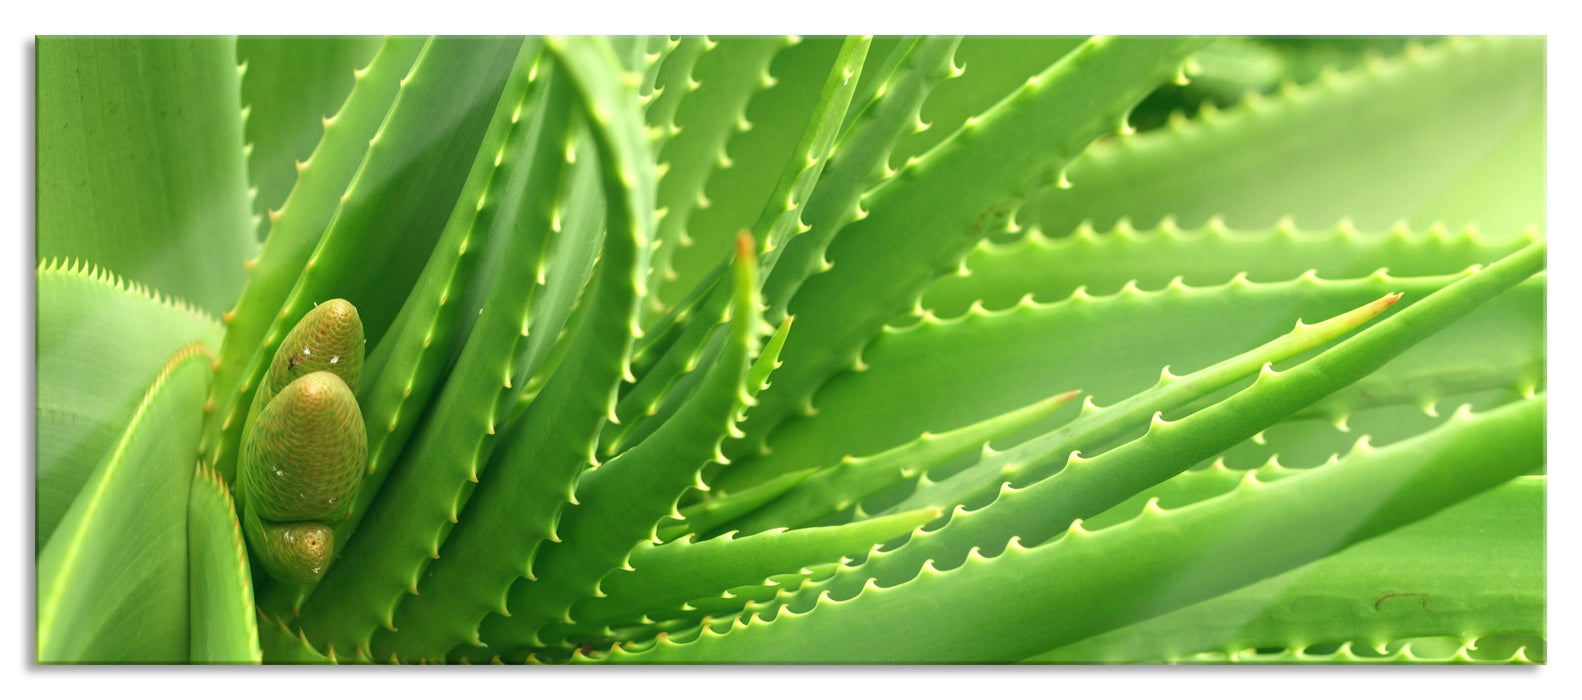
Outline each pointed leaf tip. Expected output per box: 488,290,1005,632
735,229,755,262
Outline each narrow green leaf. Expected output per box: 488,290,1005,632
296,43,576,657
763,36,963,323
204,36,522,483
645,36,789,315
890,292,1401,515
549,507,943,647
204,36,427,481
363,35,656,662
769,241,1544,615
593,395,1541,663
887,36,1087,168
656,467,817,543
188,463,262,664
606,36,870,458
238,36,385,240
740,266,1540,498
475,232,756,660
735,37,1211,471
257,610,331,664
730,389,1080,535
923,219,1543,320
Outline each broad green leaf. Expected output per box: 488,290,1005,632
36,259,224,551
888,36,1087,167
37,344,213,664
37,36,256,315
1019,36,1545,239
1029,476,1544,662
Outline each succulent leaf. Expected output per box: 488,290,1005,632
207,37,427,481
732,37,1212,469
1020,35,1545,238
238,36,386,241
1030,476,1544,662
36,37,255,315
474,232,760,659
204,36,523,483
593,394,1541,663
35,259,224,550
547,507,943,648
34,34,1546,667
188,463,262,664
37,344,214,663
296,43,579,654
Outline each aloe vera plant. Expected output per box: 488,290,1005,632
35,34,1545,665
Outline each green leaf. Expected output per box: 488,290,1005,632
358,35,658,662
204,37,427,482
728,389,1079,535
656,466,817,543
547,507,943,648
295,42,576,658
763,36,962,322
923,219,1542,320
37,36,256,315
473,231,756,661
187,463,261,664
1029,476,1544,662
644,36,788,316
1020,36,1545,239
731,241,1542,634
204,36,522,483
239,36,385,240
36,259,224,551
257,609,331,664
37,344,213,664
607,36,871,458
734,37,1211,470
887,36,1087,168
742,264,1540,498
593,394,1542,663
888,292,1402,517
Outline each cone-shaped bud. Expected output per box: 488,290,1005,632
245,371,366,523
263,298,364,405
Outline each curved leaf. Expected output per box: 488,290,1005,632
36,259,224,551
37,344,213,664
